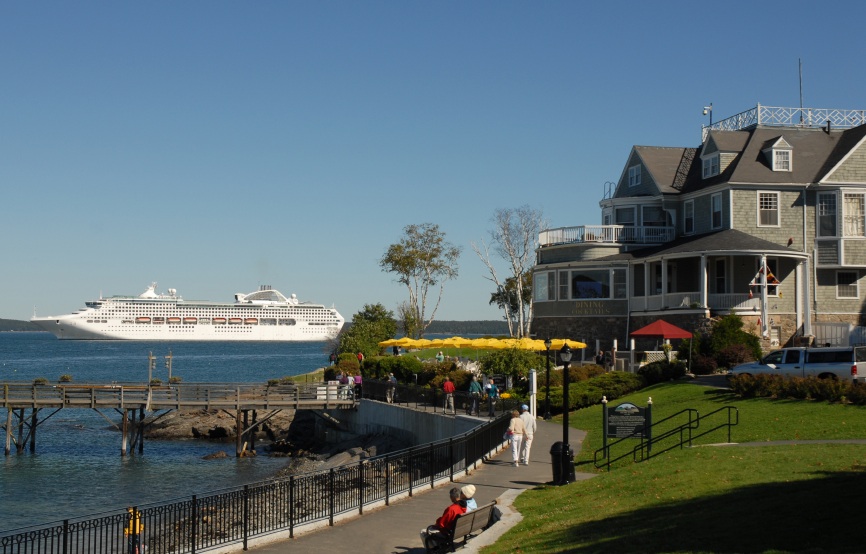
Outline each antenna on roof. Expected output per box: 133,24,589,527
799,58,804,124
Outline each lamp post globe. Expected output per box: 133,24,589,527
543,338,552,420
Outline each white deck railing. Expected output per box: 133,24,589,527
539,225,675,247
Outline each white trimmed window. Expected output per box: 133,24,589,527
628,165,641,187
774,149,791,171
711,193,722,229
702,155,720,178
818,192,838,237
684,200,695,234
615,207,636,226
758,192,780,227
837,271,859,299
844,193,865,237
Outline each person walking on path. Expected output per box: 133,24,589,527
518,404,537,465
357,351,365,367
467,375,483,416
419,487,465,552
442,376,456,414
485,378,498,417
506,409,526,467
387,372,397,403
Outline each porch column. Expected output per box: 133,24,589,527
661,257,668,307
700,255,708,308
644,261,650,309
760,255,769,337
800,259,812,336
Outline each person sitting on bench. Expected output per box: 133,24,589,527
460,484,477,511
420,487,466,552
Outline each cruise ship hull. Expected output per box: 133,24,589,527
31,284,345,341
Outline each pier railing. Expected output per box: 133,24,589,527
1,382,356,411
1,396,512,553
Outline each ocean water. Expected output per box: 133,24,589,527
0,333,332,533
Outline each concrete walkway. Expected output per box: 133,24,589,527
241,417,594,553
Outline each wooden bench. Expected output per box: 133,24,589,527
432,501,497,553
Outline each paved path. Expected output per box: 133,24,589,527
240,417,594,553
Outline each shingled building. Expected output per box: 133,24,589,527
532,104,866,350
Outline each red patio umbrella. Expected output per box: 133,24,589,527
630,319,694,371
630,319,692,340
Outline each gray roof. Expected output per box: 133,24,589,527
630,123,866,195
633,146,694,194
591,229,806,263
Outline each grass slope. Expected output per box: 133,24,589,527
483,381,866,554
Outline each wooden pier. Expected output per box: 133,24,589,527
2,382,356,457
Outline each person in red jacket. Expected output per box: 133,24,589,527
442,377,456,415
420,487,465,552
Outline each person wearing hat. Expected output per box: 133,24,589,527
519,404,537,465
460,484,477,512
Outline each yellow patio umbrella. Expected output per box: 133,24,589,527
414,338,433,349
512,337,547,351
394,336,417,347
378,338,400,347
549,338,588,350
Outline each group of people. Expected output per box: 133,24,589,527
335,370,363,398
420,484,477,552
439,374,501,417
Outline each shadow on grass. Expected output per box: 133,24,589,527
555,469,866,553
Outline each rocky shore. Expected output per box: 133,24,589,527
142,408,410,476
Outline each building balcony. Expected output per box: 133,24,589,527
539,225,675,247
630,291,762,312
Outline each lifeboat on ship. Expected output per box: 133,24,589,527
213,317,227,324
136,317,151,323
167,317,181,324
228,318,242,325
244,318,258,325
183,317,197,324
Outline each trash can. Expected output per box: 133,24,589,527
550,441,576,485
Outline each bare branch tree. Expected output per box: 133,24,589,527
472,206,546,337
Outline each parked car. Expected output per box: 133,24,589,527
729,346,866,383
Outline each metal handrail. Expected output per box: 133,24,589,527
594,406,738,471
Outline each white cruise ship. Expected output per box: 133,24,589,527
31,283,345,341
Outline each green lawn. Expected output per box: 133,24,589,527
481,381,866,553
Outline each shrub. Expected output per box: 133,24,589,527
716,344,756,370
638,360,687,385
689,354,718,375
168,376,182,384
33,377,48,385
58,374,73,383
542,372,644,414
150,378,163,386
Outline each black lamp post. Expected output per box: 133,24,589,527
543,338,552,420
559,343,573,485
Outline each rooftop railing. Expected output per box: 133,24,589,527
539,225,675,247
702,104,866,140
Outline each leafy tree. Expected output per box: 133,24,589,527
472,206,546,337
489,274,532,331
478,348,544,386
338,303,397,358
380,223,460,338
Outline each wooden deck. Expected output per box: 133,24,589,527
1,382,357,411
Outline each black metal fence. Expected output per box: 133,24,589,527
1,396,511,553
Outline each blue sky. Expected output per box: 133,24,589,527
3,1,866,323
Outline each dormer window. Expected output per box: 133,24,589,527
628,165,641,187
774,149,791,171
702,154,720,178
762,137,792,172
